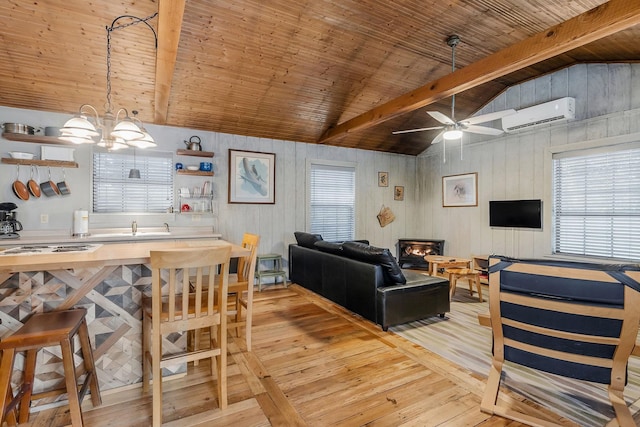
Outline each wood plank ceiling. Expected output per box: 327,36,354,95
0,0,639,156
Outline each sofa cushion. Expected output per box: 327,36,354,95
314,240,343,255
294,231,323,249
341,241,406,285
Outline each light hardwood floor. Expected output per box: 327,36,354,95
24,284,579,426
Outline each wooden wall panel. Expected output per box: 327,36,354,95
416,63,640,260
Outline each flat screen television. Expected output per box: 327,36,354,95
489,199,542,229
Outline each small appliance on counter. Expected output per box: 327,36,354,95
0,202,22,239
73,210,89,237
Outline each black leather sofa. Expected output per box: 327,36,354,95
289,232,450,330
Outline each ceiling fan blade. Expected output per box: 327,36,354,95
462,109,516,125
427,111,455,125
430,131,444,144
464,124,504,136
392,126,444,135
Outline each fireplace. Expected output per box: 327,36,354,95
397,239,445,269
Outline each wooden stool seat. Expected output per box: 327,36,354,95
445,268,483,302
0,308,101,426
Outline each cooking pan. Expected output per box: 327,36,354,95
2,123,35,135
12,166,29,201
40,167,60,197
28,166,41,198
57,168,70,195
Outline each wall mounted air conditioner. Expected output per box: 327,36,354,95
502,97,575,132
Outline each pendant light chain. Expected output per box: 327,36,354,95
105,13,159,114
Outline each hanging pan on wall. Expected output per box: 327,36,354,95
12,165,29,201
28,166,41,198
40,167,60,197
57,169,70,195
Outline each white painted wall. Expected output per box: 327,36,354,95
4,63,638,264
416,63,640,260
0,106,418,264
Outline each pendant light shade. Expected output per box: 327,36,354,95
128,148,141,178
60,14,158,151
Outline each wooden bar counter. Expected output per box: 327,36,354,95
0,239,248,398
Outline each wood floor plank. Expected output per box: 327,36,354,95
24,285,570,426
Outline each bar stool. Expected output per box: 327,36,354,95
0,308,102,426
446,268,483,302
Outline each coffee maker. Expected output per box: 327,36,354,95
0,202,22,239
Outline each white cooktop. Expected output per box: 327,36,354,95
0,244,102,256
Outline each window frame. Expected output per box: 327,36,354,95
91,148,174,216
550,135,640,262
306,159,357,242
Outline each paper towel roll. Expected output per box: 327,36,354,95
73,210,89,236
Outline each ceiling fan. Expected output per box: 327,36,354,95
392,35,515,145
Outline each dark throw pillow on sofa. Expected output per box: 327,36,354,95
294,231,323,249
341,241,406,285
314,240,343,255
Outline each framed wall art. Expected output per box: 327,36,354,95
378,171,389,187
228,149,276,204
442,172,477,207
394,186,404,201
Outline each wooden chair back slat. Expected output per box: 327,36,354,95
144,246,232,426
482,255,640,427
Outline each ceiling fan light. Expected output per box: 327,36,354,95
443,129,463,140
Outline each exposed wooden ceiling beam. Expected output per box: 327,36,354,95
154,0,186,124
318,0,640,144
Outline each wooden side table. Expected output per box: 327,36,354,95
423,255,471,277
446,268,483,302
255,253,287,291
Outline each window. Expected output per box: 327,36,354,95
308,161,356,241
553,145,640,261
93,150,173,213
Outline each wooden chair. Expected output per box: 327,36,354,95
0,308,101,426
142,246,231,427
445,267,483,301
226,233,260,351
481,256,640,427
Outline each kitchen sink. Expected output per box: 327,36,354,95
89,231,172,238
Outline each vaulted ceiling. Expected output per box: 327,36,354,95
1,0,640,155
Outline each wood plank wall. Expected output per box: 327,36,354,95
4,62,639,266
0,107,420,266
416,63,640,260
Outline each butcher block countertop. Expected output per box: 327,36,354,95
0,239,248,274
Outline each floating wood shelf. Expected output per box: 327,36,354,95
2,133,74,145
176,149,214,157
176,170,214,176
1,158,78,168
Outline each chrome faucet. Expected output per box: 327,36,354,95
132,220,137,234
163,222,170,232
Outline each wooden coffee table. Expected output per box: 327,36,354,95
423,255,472,277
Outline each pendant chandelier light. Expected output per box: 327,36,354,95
61,13,158,150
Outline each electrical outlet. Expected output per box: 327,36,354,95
40,214,49,224
192,214,201,223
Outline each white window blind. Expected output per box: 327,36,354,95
309,162,355,241
553,146,640,261
93,151,173,213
